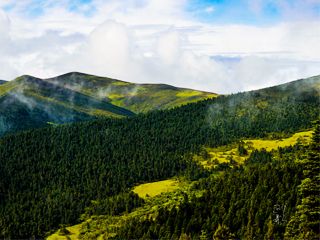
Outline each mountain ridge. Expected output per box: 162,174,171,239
0,75,135,136
44,72,217,113
0,72,217,136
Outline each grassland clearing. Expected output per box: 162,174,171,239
47,224,82,240
47,178,191,240
244,131,312,151
132,179,180,199
194,130,313,169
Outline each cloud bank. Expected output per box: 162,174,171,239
0,0,319,93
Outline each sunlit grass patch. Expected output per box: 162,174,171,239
194,130,313,169
132,179,180,199
194,147,246,169
107,93,124,99
176,90,202,97
111,81,132,86
47,224,82,240
244,131,313,151
0,81,20,97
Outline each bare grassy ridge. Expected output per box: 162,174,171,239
45,72,217,113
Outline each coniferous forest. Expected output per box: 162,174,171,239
111,134,319,240
0,77,319,239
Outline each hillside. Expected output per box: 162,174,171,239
46,72,217,113
0,75,134,135
0,73,216,136
0,75,319,239
0,80,6,85
47,129,315,240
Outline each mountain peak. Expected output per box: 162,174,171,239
50,72,92,79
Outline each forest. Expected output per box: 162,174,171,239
110,129,319,239
0,77,319,239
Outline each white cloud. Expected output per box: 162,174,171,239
85,21,132,76
0,0,319,93
156,30,183,65
0,9,10,48
228,56,320,92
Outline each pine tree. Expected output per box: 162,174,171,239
199,229,208,240
179,233,192,240
284,121,320,239
213,224,235,240
264,217,274,240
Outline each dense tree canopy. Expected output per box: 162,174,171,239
0,78,319,238
110,125,319,239
285,121,320,239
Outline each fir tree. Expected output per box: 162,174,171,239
284,121,320,239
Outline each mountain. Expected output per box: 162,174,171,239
0,75,134,135
0,72,216,135
46,72,217,113
0,75,319,239
0,80,6,85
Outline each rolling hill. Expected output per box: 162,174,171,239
46,72,217,113
0,75,319,239
0,75,135,135
0,73,216,135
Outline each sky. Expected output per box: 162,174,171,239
0,0,319,93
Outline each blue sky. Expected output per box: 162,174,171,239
187,0,320,24
2,0,96,17
2,0,319,24
187,0,280,24
0,0,319,93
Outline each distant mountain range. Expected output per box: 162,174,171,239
0,72,216,135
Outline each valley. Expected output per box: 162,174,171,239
0,75,319,239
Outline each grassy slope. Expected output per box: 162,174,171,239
0,72,217,135
46,72,218,113
47,225,82,240
0,79,20,97
132,179,180,199
47,129,313,240
194,130,313,168
47,178,196,240
243,131,312,151
48,179,182,240
0,75,135,135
